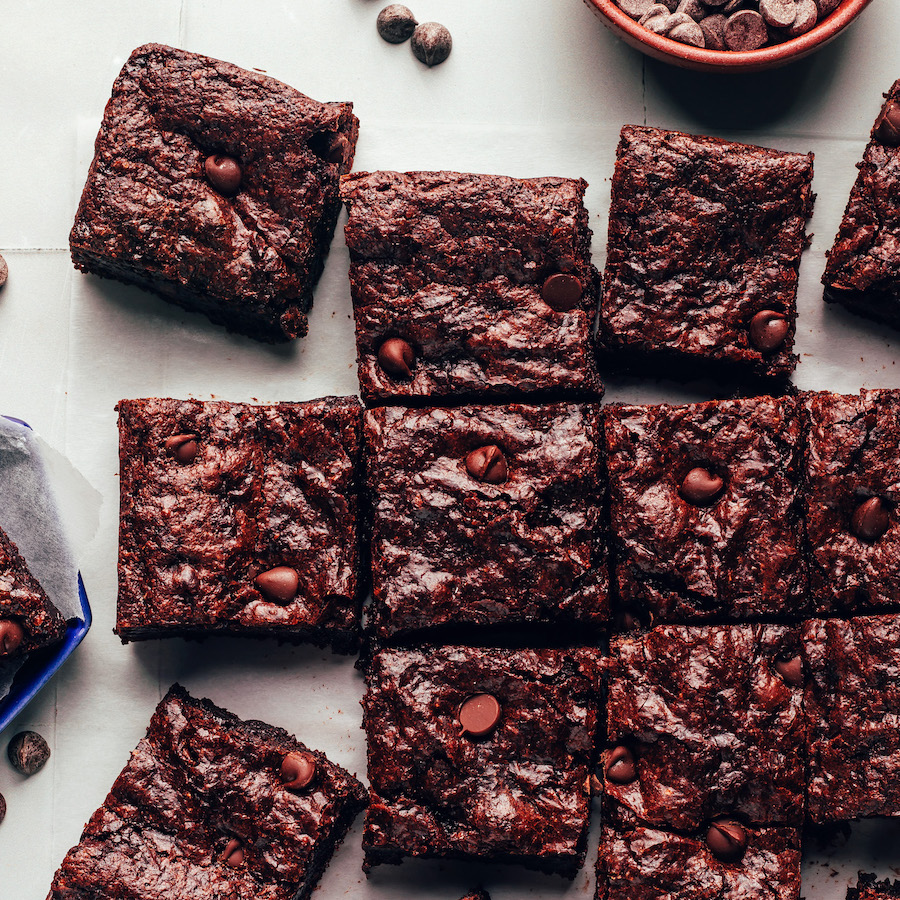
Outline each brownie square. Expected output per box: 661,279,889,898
71,43,358,342
362,645,602,875
823,81,900,328
605,396,807,625
848,874,900,900
116,396,362,650
599,125,814,381
597,800,801,900
49,684,366,900
803,615,900,823
804,390,900,614
605,624,806,830
341,170,603,404
364,403,609,641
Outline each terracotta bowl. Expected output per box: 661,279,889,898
583,0,875,73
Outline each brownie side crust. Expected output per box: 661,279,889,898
342,170,603,404
48,684,367,900
599,125,814,381
71,43,358,342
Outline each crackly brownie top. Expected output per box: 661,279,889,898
848,874,900,900
117,396,361,638
803,615,900,823
364,403,608,640
605,624,805,830
363,646,602,865
597,801,801,900
605,395,806,624
71,43,357,341
601,126,814,379
49,684,366,900
804,390,900,614
341,170,602,402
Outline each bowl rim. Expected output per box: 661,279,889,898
585,0,875,69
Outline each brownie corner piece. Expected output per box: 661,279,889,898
848,873,900,900
599,124,814,382
341,170,603,404
362,645,602,876
71,42,358,343
48,684,366,900
823,80,900,329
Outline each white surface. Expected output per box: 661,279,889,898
0,1,898,897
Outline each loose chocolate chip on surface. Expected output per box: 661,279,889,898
281,751,316,790
679,467,724,506
0,620,24,657
541,273,583,311
724,10,768,50
465,445,508,484
749,310,790,352
0,254,7,290
759,0,798,28
606,746,638,784
706,818,749,863
220,838,244,867
458,693,501,738
164,434,199,464
875,101,900,145
205,154,242,197
411,22,452,66
254,566,300,604
8,731,50,776
377,4,418,43
377,337,415,379
774,650,804,687
851,496,890,542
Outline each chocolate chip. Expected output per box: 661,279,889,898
176,564,199,592
219,837,244,867
7,731,50,776
676,0,706,21
669,19,705,45
0,254,7,290
0,620,24,657
679,467,724,506
281,751,316,790
254,566,299,604
164,434,199,464
851,496,890,542
377,337,415,379
639,4,674,33
759,0,797,27
706,818,748,863
585,773,604,795
465,445,508,484
411,22,452,67
724,10,768,50
606,746,638,785
205,155,242,197
700,14,728,48
618,0,654,16
815,0,840,13
541,273,584,311
774,650,804,687
786,0,817,35
377,4,418,43
749,310,789,353
458,693,501,738
875,101,900,145
309,131,350,167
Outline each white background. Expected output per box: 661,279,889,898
1,0,899,897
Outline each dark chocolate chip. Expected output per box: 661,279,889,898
679,467,724,506
759,0,798,28
875,101,900,145
0,254,7,290
205,155,242,197
254,566,299,604
786,0,818,36
774,650,804,687
699,14,728,49
176,564,199,592
325,134,350,166
377,337,415,379
465,445,508,484
7,731,50,776
164,434,199,464
220,838,244,867
723,9,768,50
541,273,584,311
706,818,748,863
0,620,24,657
749,310,789,353
281,751,316,790
606,746,638,785
377,4,418,43
851,496,890,542
458,693,501,738
411,21,453,66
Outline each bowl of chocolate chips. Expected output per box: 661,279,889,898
583,0,874,72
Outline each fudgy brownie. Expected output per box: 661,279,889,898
341,170,603,404
364,403,608,641
597,800,801,900
823,81,900,329
804,390,900,614
71,43,358,342
48,684,366,900
848,874,900,900
599,125,814,381
362,645,602,875
605,623,806,830
0,525,67,658
605,396,807,625
116,396,362,651
804,615,900,823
